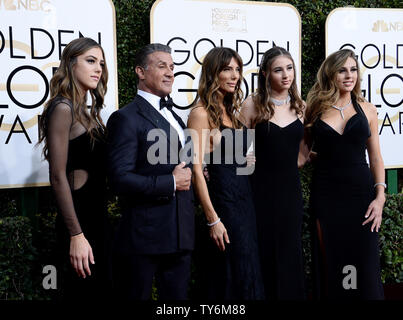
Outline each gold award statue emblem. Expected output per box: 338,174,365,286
0,0,118,188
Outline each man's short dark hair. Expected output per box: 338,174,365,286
134,43,172,69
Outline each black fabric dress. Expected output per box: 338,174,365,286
310,98,384,300
200,126,265,300
251,118,306,300
49,101,112,300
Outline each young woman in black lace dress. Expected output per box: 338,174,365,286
305,49,385,299
38,37,111,299
188,47,264,300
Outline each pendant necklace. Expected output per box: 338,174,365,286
270,95,291,106
331,99,351,120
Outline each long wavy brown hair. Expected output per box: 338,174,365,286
196,47,244,129
38,37,108,160
252,47,304,128
305,49,364,129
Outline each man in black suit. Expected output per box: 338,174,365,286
107,43,194,300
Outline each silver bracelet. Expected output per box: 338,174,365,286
207,218,221,227
374,182,387,189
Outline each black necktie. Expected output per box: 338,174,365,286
160,97,174,111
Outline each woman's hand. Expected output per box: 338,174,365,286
362,195,385,232
69,233,95,278
246,152,256,167
209,221,230,251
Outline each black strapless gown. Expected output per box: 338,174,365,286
55,133,112,299
200,126,265,300
310,99,384,300
251,118,306,300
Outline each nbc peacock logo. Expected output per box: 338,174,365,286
372,20,403,32
372,20,389,32
0,0,51,11
0,0,16,10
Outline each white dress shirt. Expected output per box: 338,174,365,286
137,89,186,192
137,90,186,147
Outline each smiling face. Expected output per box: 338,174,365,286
136,51,174,98
268,55,294,92
335,57,358,94
218,57,241,95
73,47,104,94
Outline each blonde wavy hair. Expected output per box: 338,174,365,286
38,37,108,160
305,49,364,129
252,47,304,128
196,47,244,129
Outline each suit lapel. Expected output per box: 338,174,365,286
135,95,187,153
170,109,186,130
169,110,192,163
170,109,189,150
135,95,173,145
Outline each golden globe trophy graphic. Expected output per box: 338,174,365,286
0,0,118,188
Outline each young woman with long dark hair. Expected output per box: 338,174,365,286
240,47,307,300
188,47,264,300
38,37,111,299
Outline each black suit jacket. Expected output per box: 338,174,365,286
107,95,195,255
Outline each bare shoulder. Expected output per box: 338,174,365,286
240,95,258,118
242,95,256,110
360,100,377,113
239,95,258,128
187,102,209,128
359,100,378,122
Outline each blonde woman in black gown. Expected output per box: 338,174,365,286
305,49,385,299
38,38,111,299
240,47,307,300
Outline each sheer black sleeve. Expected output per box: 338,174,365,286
47,101,82,236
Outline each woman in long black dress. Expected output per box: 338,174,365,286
38,37,111,299
240,47,307,300
305,49,385,300
187,47,264,299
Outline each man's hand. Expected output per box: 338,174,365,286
173,162,191,191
